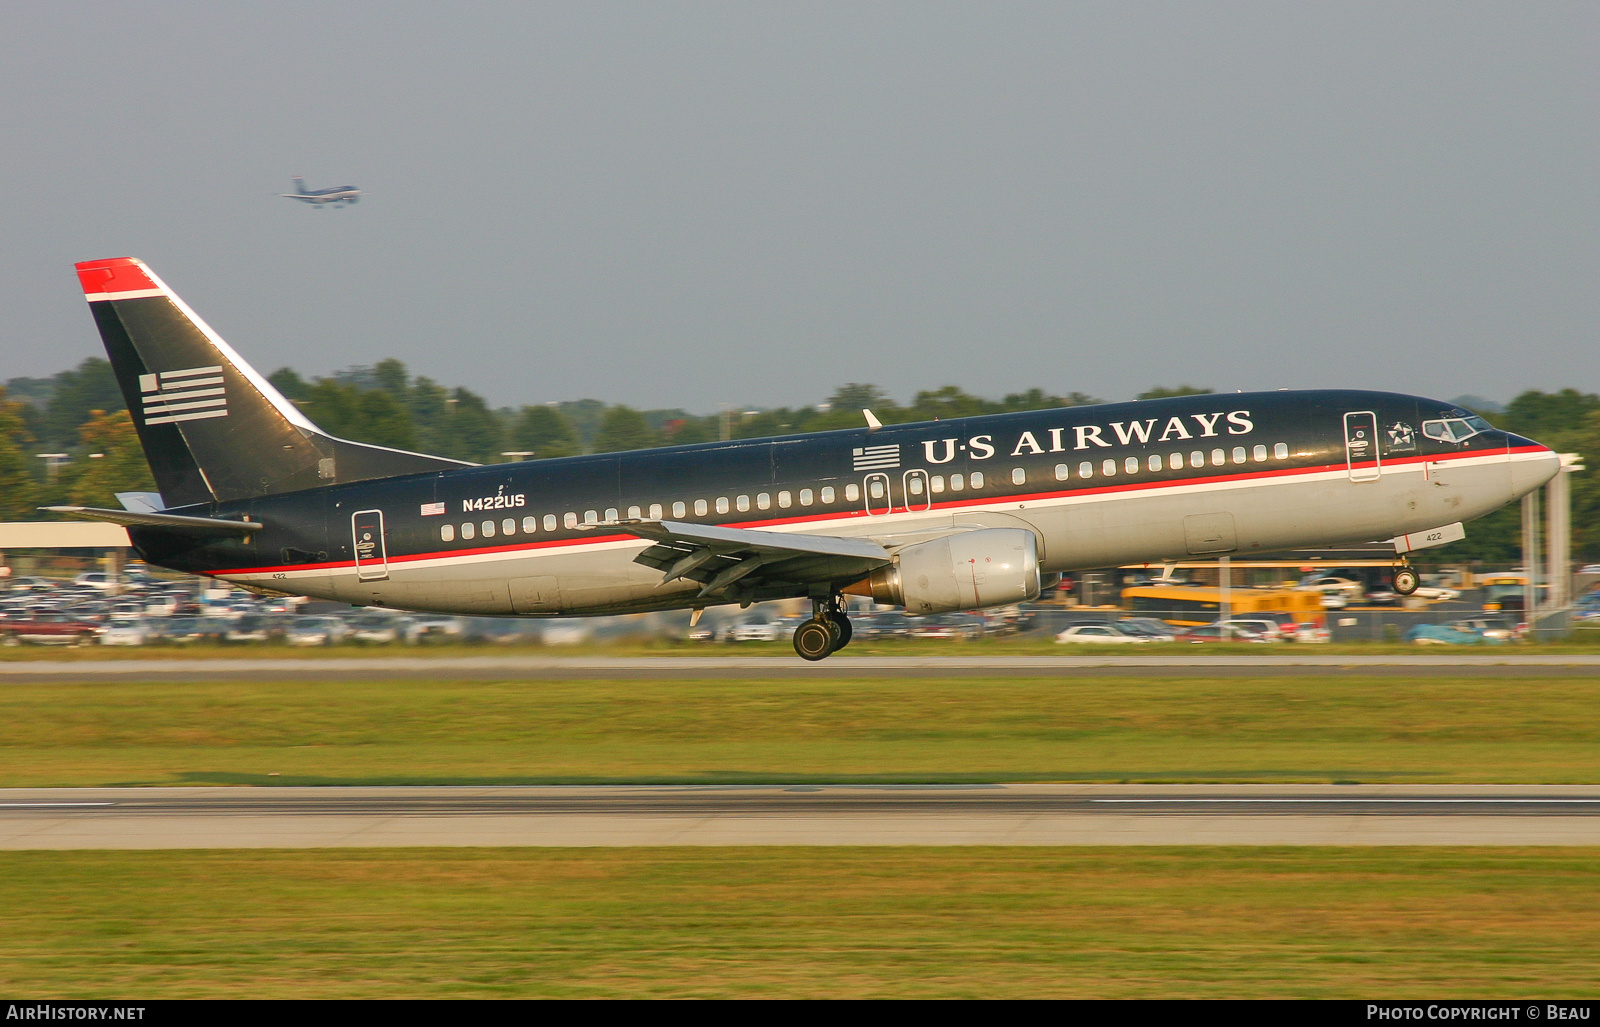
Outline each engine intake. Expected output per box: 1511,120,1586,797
866,528,1041,614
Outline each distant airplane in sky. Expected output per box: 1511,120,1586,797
279,177,359,206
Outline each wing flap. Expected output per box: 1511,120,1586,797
604,520,890,598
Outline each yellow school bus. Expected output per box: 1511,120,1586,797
1121,585,1325,626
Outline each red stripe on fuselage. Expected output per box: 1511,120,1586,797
218,444,1540,578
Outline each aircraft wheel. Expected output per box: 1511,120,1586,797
793,620,835,661
828,611,852,652
1394,568,1419,596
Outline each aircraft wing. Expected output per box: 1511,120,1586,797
42,506,263,537
602,519,890,600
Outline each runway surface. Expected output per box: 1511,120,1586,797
4,785,1599,848
4,653,1600,679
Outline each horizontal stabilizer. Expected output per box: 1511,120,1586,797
42,506,263,537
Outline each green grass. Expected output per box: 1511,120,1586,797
3,675,1597,786
0,847,1595,998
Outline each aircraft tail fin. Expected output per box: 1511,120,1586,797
292,176,309,194
74,257,473,509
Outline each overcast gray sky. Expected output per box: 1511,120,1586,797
3,1,1594,412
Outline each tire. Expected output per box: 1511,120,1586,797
793,620,835,661
827,611,852,652
1393,568,1419,596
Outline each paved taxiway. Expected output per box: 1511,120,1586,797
4,785,1599,848
4,653,1600,679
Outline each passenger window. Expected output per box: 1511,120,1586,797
627,506,641,519
545,514,557,531
1124,457,1139,474
482,520,496,538
672,502,686,518
564,512,578,529
778,491,792,508
1232,448,1246,464
931,476,945,493
1211,449,1225,466
462,522,476,540
908,476,924,495
1191,451,1204,468
1149,455,1163,472
800,489,813,506
523,516,537,533
1103,459,1117,476
848,483,863,502
821,486,835,503
1079,462,1093,478
503,518,517,535
970,472,984,489
1012,467,1025,485
605,508,618,521
649,504,663,519
716,498,729,514
1168,453,1183,470
1253,445,1267,462
757,493,770,510
951,474,965,491
584,510,598,525
866,480,880,499
441,524,455,542
1274,443,1288,460
1055,463,1069,481
694,500,708,516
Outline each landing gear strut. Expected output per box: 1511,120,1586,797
794,595,851,661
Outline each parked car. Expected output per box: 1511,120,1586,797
1114,617,1179,642
856,611,916,640
100,620,157,646
160,617,231,643
0,612,102,645
1445,617,1520,641
725,618,784,643
1215,618,1289,642
906,614,985,639
1297,576,1367,600
224,614,285,643
286,616,349,646
1176,623,1270,643
405,615,464,643
346,611,407,644
1406,623,1507,645
1055,622,1149,644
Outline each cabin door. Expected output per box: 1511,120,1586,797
1343,412,1381,483
352,509,390,581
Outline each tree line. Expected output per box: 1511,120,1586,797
4,357,1596,562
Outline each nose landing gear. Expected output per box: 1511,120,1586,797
1393,565,1419,596
793,595,852,661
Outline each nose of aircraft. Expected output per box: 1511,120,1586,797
1505,433,1561,499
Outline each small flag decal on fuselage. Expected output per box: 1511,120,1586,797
140,366,227,425
852,444,900,471
420,502,445,516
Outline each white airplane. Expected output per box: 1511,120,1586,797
280,177,359,207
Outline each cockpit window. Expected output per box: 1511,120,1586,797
1422,415,1492,444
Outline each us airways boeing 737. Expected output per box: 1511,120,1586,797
279,177,360,206
56,257,1559,659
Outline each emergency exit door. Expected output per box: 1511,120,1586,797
352,510,389,581
1343,412,1381,482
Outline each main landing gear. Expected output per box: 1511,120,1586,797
794,595,852,661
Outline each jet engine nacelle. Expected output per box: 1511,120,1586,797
867,528,1041,614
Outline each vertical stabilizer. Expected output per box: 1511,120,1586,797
292,176,309,194
75,257,472,508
